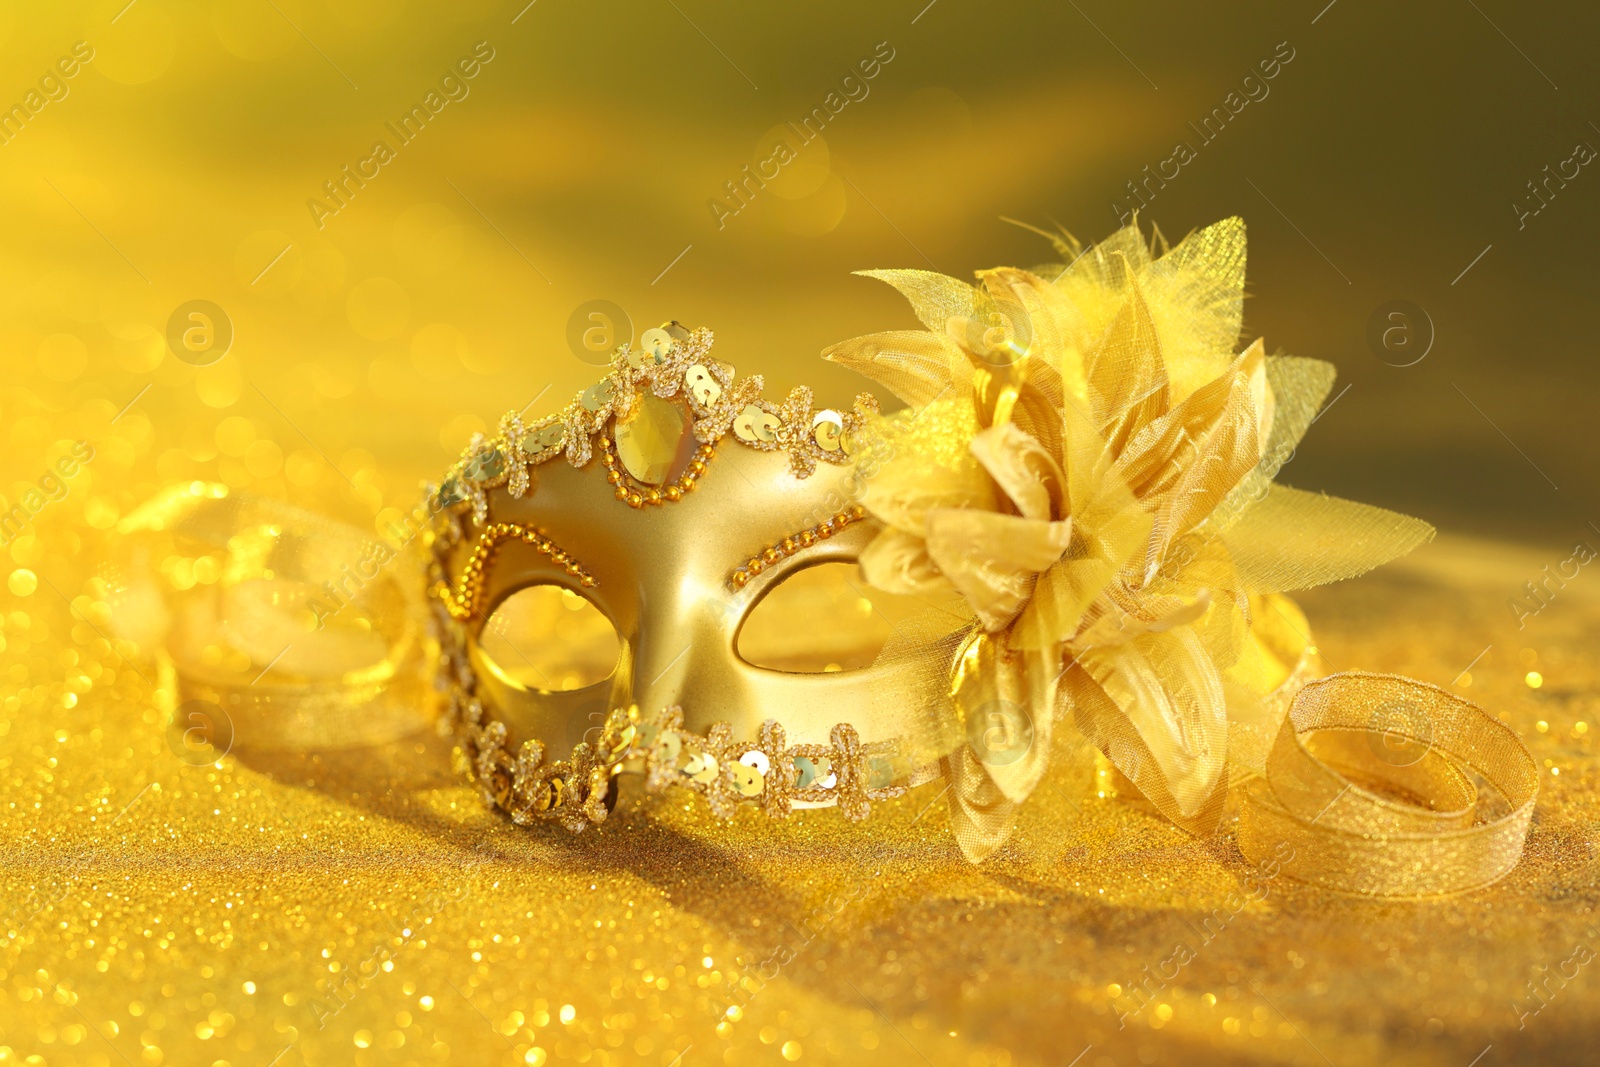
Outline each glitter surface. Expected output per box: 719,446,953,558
1,534,1594,1066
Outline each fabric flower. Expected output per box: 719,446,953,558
827,218,1433,860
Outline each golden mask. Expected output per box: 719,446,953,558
426,322,954,832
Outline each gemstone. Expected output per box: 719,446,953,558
580,379,616,412
463,446,505,481
436,477,466,507
613,393,689,486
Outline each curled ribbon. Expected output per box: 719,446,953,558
114,484,431,751
1238,672,1538,898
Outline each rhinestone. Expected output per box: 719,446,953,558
613,392,689,485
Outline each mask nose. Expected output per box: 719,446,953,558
625,566,741,723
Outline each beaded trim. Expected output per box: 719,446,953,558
728,505,871,590
633,705,908,821
434,522,597,623
428,584,914,831
427,322,880,522
598,433,716,509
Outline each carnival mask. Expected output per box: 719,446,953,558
427,323,966,833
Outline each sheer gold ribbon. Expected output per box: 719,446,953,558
1238,672,1538,898
113,484,431,751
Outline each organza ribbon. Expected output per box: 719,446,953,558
112,484,431,751
1238,672,1538,898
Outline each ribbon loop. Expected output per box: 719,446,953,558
1239,672,1538,898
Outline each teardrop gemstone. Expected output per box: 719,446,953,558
614,393,689,485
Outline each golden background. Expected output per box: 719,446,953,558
3,2,1598,1065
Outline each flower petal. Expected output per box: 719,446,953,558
855,268,980,335
858,527,957,600
969,423,1067,522
925,509,1072,632
1219,484,1436,593
1070,626,1230,828
821,329,970,409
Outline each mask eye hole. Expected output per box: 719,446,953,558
737,561,919,673
478,584,620,692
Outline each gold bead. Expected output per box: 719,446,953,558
730,569,750,588
688,460,706,476
606,470,624,485
644,489,661,506
762,547,781,564
781,538,798,553
834,512,851,526
664,486,682,502
850,504,867,519
614,487,630,501
627,493,643,508
799,531,816,548
816,522,834,538
747,557,764,573
598,437,612,449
